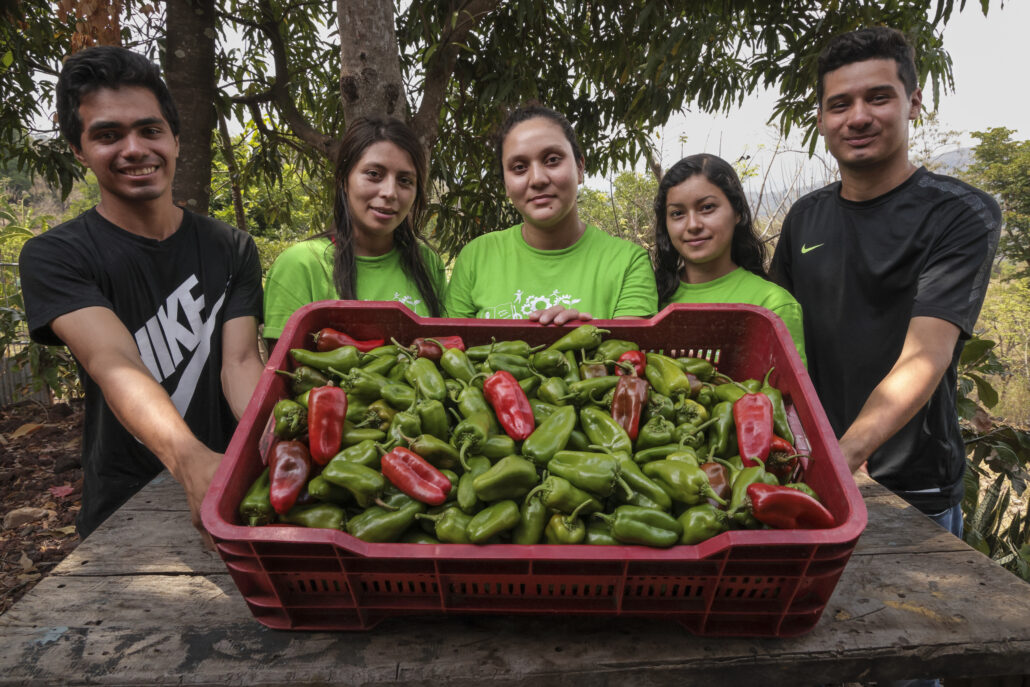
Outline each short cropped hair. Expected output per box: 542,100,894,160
817,27,918,105
56,45,180,148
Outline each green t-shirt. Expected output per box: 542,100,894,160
444,224,657,319
666,267,807,366
263,237,447,338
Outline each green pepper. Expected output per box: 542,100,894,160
272,399,307,439
407,433,462,470
633,443,686,465
644,353,694,398
546,324,610,352
566,428,591,451
486,352,535,380
544,500,592,544
467,339,544,362
727,457,779,528
642,459,728,506
331,438,381,469
624,490,668,511
341,425,386,447
451,410,492,465
616,455,672,510
522,404,577,466
455,384,500,433
644,390,677,422
512,491,549,545
761,368,796,446
707,401,735,459
672,417,715,450
665,447,700,466
580,406,633,456
530,398,558,423
476,435,517,460
457,456,492,514
472,455,540,502
594,505,682,548
562,375,620,407
347,496,427,542
346,397,370,425
340,367,388,402
321,459,390,508
386,407,422,447
416,398,450,440
548,450,632,498
400,528,440,544
280,502,347,530
676,356,716,382
306,475,352,505
677,503,732,544
360,351,398,377
386,356,410,382
696,383,716,409
530,349,571,377
238,468,274,526
439,469,460,502
585,518,619,545
536,376,570,406
595,338,639,363
364,344,400,358
416,505,473,544
436,347,476,384
519,374,542,397
404,356,447,402
563,350,581,383
467,500,521,544
674,398,709,426
381,380,416,410
635,415,675,451
785,482,821,501
526,475,603,515
361,399,396,430
276,365,330,395
290,346,363,374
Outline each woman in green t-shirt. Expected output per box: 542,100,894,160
263,117,446,346
652,154,806,364
444,105,657,323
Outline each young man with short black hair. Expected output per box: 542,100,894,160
771,27,1000,536
20,46,264,543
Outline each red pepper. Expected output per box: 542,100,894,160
313,327,384,353
307,385,347,465
381,446,451,505
733,391,774,468
482,370,535,440
410,335,465,361
579,361,609,379
700,461,732,503
610,374,649,440
766,435,806,484
269,440,311,515
746,482,835,529
615,350,647,377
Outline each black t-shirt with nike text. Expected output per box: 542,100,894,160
770,167,1000,514
20,208,262,537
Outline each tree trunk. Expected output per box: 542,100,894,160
165,0,216,215
338,0,408,125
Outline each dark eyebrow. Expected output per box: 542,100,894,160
87,117,165,133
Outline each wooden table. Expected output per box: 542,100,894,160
2,472,1028,686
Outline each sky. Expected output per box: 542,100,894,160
631,2,1028,192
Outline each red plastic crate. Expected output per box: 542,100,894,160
202,301,866,636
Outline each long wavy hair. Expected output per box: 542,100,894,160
320,116,443,316
652,153,767,305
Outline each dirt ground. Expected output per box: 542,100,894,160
0,399,83,616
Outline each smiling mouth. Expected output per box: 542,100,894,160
122,166,158,176
370,206,397,216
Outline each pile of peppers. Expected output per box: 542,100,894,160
238,325,834,546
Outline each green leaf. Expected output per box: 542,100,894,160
960,337,996,366
966,372,1000,409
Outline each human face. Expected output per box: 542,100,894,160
344,141,418,254
664,174,739,282
817,58,921,173
72,86,179,208
501,117,584,233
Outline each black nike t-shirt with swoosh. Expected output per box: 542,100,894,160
20,208,263,537
770,167,1000,513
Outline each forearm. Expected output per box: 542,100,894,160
838,317,959,472
221,316,265,420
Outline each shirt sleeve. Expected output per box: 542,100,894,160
912,193,1001,338
19,233,113,346
263,242,330,339
422,245,449,316
223,231,263,324
442,244,477,318
612,244,659,318
769,214,795,293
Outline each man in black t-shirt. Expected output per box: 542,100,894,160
771,28,1000,532
19,47,264,543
